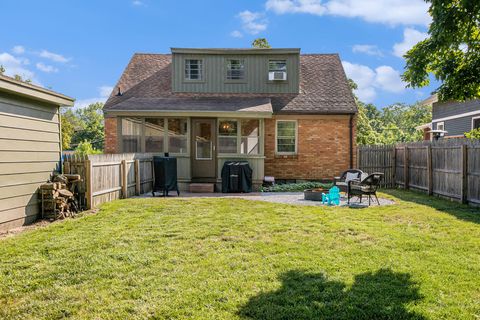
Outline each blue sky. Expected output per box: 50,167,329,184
0,0,437,108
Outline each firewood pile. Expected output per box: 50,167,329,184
39,174,82,220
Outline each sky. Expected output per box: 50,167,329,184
0,0,438,108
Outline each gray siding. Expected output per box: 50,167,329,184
172,53,300,94
433,116,476,136
0,92,60,230
432,99,480,119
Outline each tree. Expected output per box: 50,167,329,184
74,141,102,156
61,102,105,151
402,0,480,101
252,38,271,49
465,128,480,140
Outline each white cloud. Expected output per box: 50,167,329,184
393,27,428,58
74,85,113,109
12,45,25,54
352,44,383,56
342,61,406,102
230,30,243,38
39,50,70,63
266,0,430,26
237,10,268,35
132,0,144,6
36,62,59,73
0,52,39,84
266,0,325,15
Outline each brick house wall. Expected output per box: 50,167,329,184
264,114,356,180
104,116,118,153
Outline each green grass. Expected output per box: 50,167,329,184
0,190,479,319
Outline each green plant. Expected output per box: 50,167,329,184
465,128,480,140
261,181,332,192
74,141,102,156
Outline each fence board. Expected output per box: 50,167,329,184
358,138,480,206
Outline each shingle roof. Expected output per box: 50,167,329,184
104,53,357,114
109,97,272,113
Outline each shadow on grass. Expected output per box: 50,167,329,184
238,269,424,320
382,189,480,224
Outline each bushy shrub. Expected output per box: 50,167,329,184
74,141,102,156
465,128,480,140
261,181,332,192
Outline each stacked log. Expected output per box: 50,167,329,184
39,174,81,220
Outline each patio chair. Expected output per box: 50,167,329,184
334,169,364,193
347,172,384,206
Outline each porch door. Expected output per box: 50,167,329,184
191,118,216,179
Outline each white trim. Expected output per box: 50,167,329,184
275,119,298,155
433,110,480,123
436,121,445,131
472,116,480,130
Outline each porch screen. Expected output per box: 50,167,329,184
240,119,259,154
218,120,238,153
145,118,164,153
168,119,188,154
122,118,142,153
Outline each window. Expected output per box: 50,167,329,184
276,120,297,154
269,60,287,72
122,118,142,152
240,119,259,154
437,122,445,131
185,59,203,80
472,117,480,130
145,118,164,153
218,120,238,153
168,118,188,153
226,59,245,80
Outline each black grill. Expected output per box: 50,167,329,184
221,161,253,193
152,156,180,197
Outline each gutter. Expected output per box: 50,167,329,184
349,114,354,168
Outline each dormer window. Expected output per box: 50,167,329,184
185,59,203,80
226,59,245,80
268,60,287,81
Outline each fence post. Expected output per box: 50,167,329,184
122,160,128,199
135,159,141,196
461,145,468,204
404,146,409,189
391,146,396,188
85,159,93,209
64,161,70,174
356,147,360,169
427,145,433,195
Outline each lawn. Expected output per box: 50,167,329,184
0,190,479,319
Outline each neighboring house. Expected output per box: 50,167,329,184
0,75,74,231
104,48,357,190
419,94,480,139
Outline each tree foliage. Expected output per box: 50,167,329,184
465,128,480,140
74,141,102,156
252,38,271,48
402,0,480,101
61,102,105,151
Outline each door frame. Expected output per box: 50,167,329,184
191,118,217,180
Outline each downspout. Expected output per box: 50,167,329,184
349,114,354,168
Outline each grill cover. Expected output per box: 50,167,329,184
153,156,179,196
221,161,253,193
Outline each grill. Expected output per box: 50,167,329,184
221,161,253,193
152,156,180,196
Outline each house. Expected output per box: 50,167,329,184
419,94,480,140
0,75,74,231
103,48,357,190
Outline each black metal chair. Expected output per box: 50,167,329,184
334,169,364,193
347,172,384,206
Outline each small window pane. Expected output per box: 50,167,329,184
227,59,245,80
473,118,480,129
168,119,188,154
277,121,296,154
219,120,238,136
122,118,142,153
269,60,287,72
219,137,237,154
185,59,203,80
144,118,164,153
241,119,259,155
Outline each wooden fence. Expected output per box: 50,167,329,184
63,153,154,209
358,139,480,205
